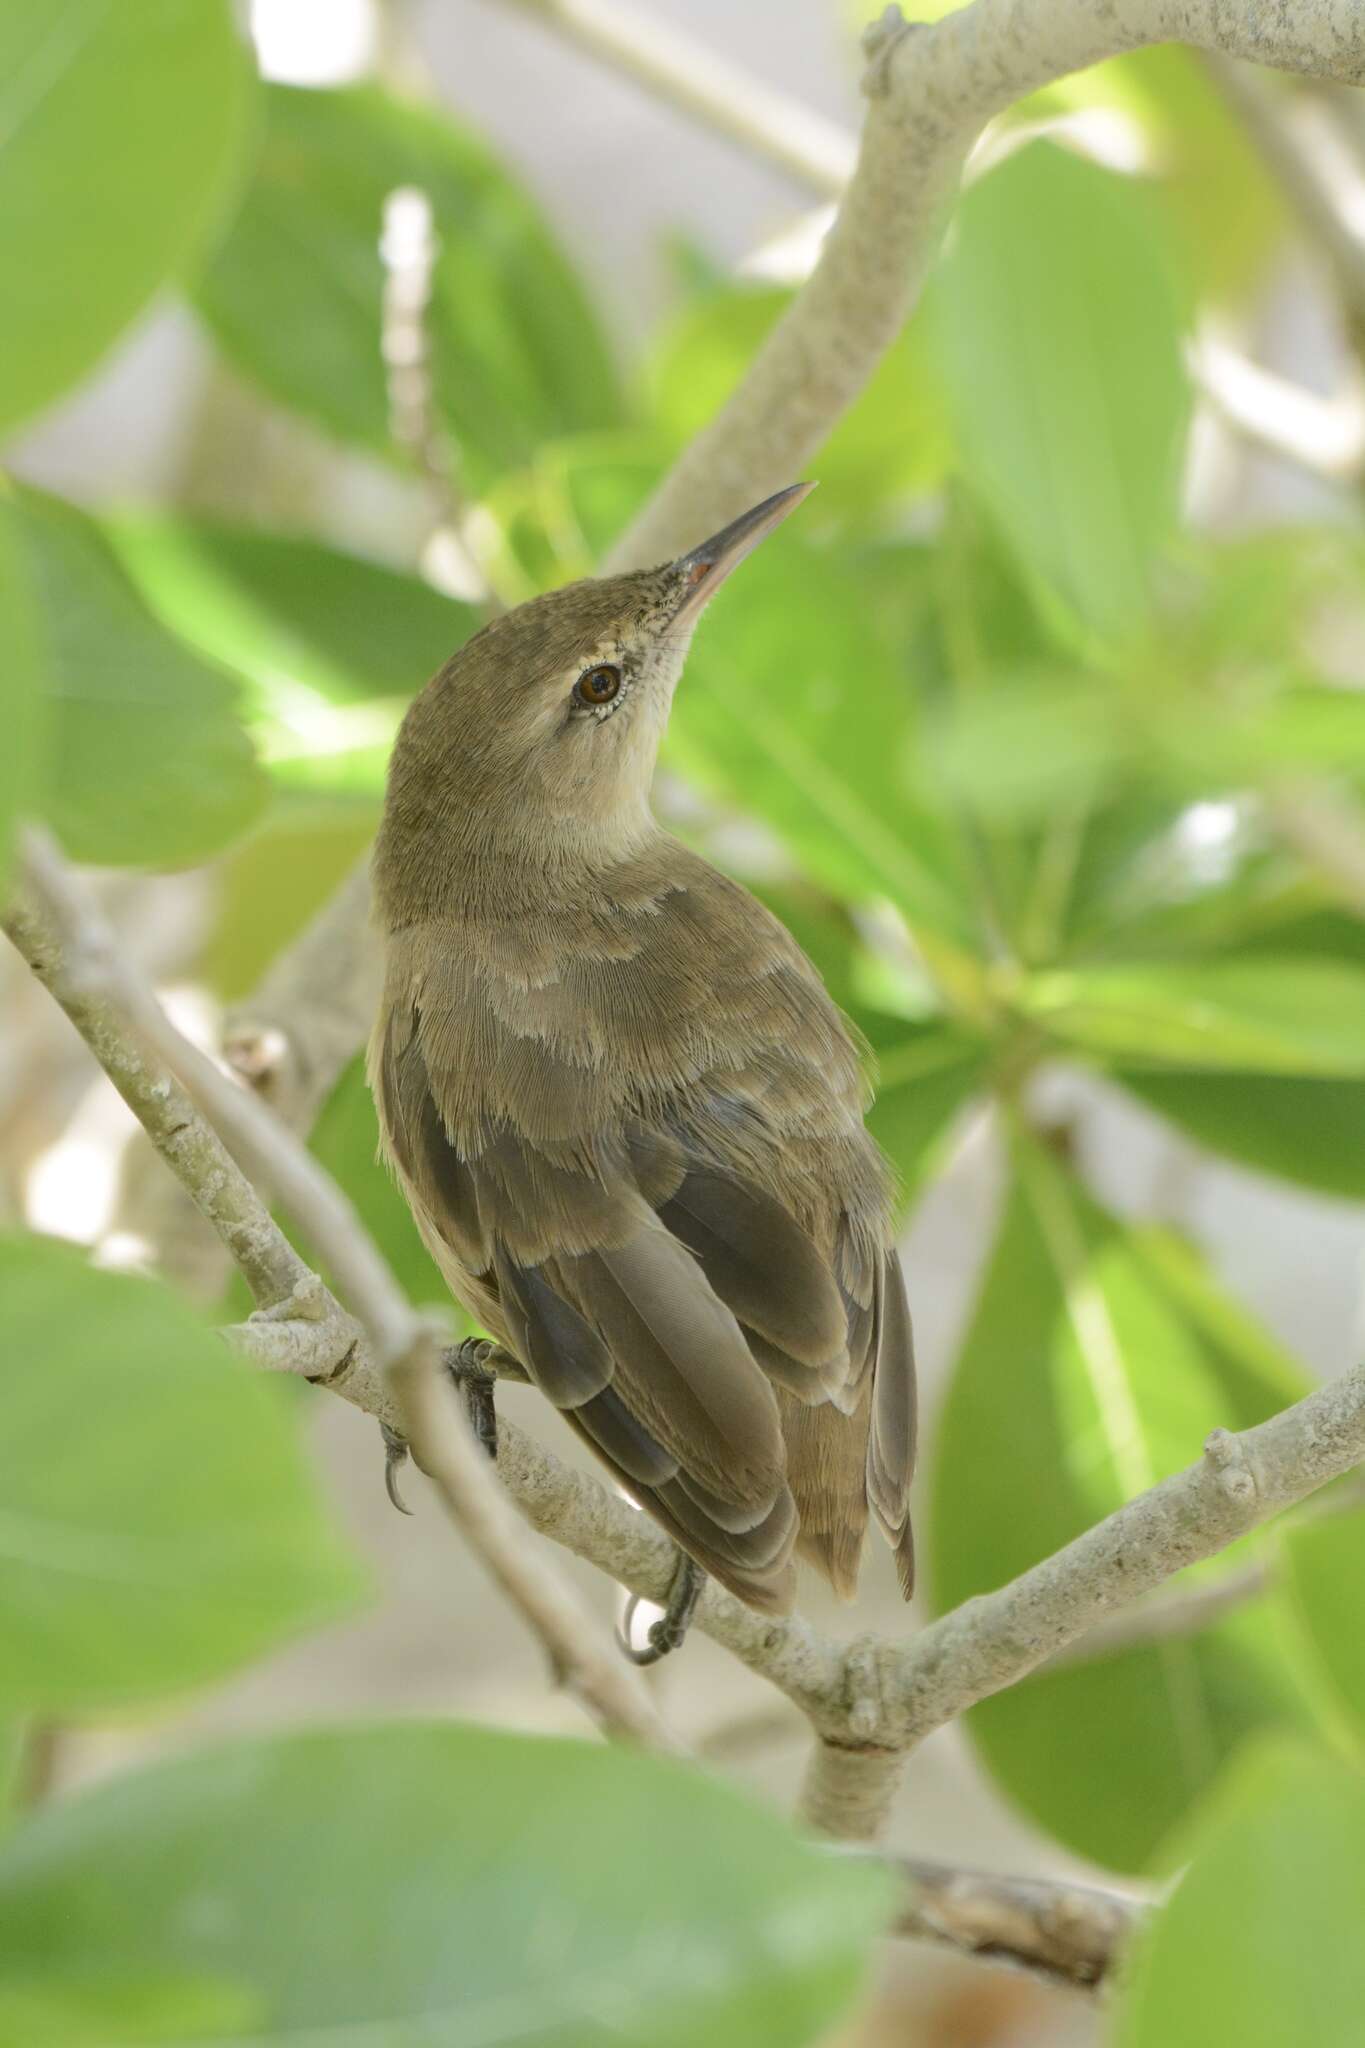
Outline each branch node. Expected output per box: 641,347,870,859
841,1632,898,1747
224,1022,290,1094
256,1273,334,1325
1203,1426,1259,1504
861,5,920,98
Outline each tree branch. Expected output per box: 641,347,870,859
233,1290,1365,1795
875,1409,1365,1748
389,1339,677,1749
4,837,669,1753
4,847,315,1318
1043,1559,1268,1669
21,835,1365,1829
223,1308,853,1729
800,1740,906,1842
608,0,1365,575
879,1854,1148,1992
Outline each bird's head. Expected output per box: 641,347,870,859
376,484,813,905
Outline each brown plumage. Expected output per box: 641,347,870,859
368,487,915,1618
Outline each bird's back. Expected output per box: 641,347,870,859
370,833,915,1610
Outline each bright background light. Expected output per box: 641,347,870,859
249,0,377,86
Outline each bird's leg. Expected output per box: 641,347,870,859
444,1337,505,1458
381,1337,527,1510
620,1552,705,1666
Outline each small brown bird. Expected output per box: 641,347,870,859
369,485,915,1658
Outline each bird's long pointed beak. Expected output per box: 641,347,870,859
668,482,816,631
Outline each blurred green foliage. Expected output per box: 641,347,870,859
0,1725,890,2048
0,1235,366,1718
6,3,1365,2038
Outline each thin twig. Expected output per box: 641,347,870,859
3,852,316,1318
16,828,414,1366
491,0,855,196
1205,53,1365,330
225,1308,853,1727
877,1408,1365,1749
1192,330,1365,480
379,185,492,606
391,1342,678,1749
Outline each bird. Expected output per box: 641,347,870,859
368,483,916,1660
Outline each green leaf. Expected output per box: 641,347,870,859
0,1232,365,1716
925,664,1131,825
866,1022,986,1209
929,1141,1316,1869
1117,1744,1365,2047
927,141,1189,640
0,1724,23,1832
308,1056,452,1312
1116,1069,1365,1202
16,487,265,867
0,486,47,892
479,430,665,597
1023,956,1365,1074
106,514,477,795
0,1722,891,2047
649,285,950,527
1128,1227,1310,1422
194,84,623,484
0,1972,258,2047
0,0,253,437
201,806,376,1000
1028,49,1287,298
1282,1510,1365,1746
666,533,975,947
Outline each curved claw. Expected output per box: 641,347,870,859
381,1422,414,1516
617,1554,704,1666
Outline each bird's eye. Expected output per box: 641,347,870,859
574,663,622,707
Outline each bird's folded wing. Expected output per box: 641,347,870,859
375,1009,811,1607
866,1249,917,1597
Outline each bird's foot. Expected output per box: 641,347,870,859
444,1337,502,1460
620,1552,705,1667
380,1337,526,1510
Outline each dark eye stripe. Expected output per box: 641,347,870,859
575,663,622,707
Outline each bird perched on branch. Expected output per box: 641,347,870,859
369,485,915,1660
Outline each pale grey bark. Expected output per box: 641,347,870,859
6,836,668,1753
879,1854,1148,1991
